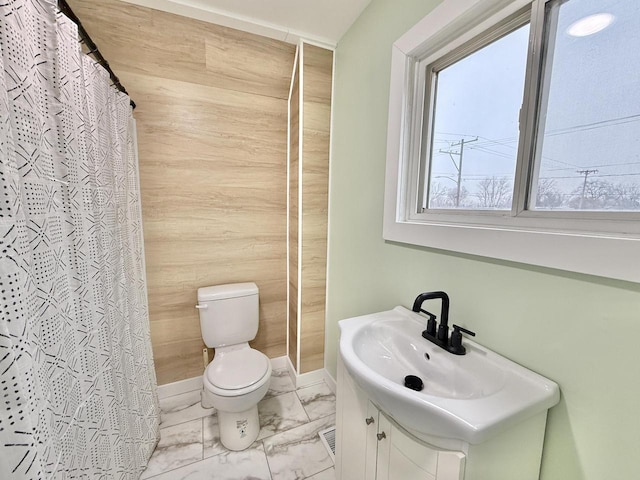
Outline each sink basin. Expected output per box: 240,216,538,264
339,306,560,445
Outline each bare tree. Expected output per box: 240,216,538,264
569,180,615,209
448,185,470,207
612,183,640,210
535,178,564,209
428,182,449,208
429,182,469,208
475,177,512,209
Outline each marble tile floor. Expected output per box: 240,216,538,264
142,368,336,480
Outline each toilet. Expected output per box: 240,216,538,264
196,282,272,451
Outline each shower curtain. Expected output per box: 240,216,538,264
0,1,159,478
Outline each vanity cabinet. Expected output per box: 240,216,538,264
336,357,464,480
371,407,465,480
336,356,548,480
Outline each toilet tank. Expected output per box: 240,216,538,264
197,283,259,348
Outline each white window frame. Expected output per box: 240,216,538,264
383,0,640,283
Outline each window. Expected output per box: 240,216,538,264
384,0,640,283
529,0,640,212
422,17,530,211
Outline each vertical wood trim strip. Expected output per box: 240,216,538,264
323,51,337,371
286,46,300,371
296,40,305,376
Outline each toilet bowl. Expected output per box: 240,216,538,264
196,283,272,451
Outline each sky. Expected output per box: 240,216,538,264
426,0,640,210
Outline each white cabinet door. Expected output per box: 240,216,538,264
337,361,464,480
374,413,465,480
336,359,371,480
376,414,438,480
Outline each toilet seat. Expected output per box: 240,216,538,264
204,348,270,397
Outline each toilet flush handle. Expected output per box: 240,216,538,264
195,304,208,309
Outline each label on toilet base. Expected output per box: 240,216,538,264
236,419,248,438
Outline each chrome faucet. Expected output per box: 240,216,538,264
412,291,475,355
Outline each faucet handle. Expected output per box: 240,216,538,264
449,324,476,355
418,308,437,337
418,308,436,321
452,324,475,337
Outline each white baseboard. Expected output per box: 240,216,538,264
270,355,290,371
323,369,336,394
157,376,202,400
286,356,297,386
294,369,326,388
285,356,335,390
157,355,292,399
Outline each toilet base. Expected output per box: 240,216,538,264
201,387,216,409
218,406,260,451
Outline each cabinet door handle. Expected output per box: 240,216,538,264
377,432,386,441
365,417,375,425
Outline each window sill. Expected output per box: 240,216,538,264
382,216,640,283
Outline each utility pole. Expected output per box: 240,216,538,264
577,169,598,209
439,137,478,207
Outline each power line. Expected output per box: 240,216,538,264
438,133,581,169
544,160,640,172
472,135,518,149
539,172,640,180
454,113,640,148
430,172,640,183
473,135,582,168
544,113,640,138
432,172,515,177
466,145,516,160
435,114,640,172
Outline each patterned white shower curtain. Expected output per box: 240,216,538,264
0,1,159,478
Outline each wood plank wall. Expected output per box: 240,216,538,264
287,43,333,374
68,0,296,385
300,44,333,373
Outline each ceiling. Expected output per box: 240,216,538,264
120,0,372,47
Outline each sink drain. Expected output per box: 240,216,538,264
404,375,424,391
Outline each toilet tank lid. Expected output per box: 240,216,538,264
198,282,258,301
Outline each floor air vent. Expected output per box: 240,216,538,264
319,426,336,460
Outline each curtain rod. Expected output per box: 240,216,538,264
57,0,136,109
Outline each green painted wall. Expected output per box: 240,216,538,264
326,0,640,478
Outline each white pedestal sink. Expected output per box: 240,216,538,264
339,306,560,446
